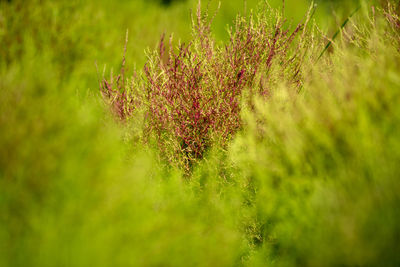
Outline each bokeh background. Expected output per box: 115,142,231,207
2,0,399,266
1,0,362,88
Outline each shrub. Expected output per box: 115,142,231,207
229,3,400,265
102,1,315,172
2,0,400,266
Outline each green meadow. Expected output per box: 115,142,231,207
1,0,399,266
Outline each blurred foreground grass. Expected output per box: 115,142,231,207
1,0,400,266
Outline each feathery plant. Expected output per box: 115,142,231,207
102,1,316,172
382,0,400,50
229,2,400,265
2,0,400,266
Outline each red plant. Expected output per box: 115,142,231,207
102,2,312,172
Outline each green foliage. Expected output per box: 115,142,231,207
230,4,400,265
1,0,400,266
0,34,242,267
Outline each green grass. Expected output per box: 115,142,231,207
1,0,400,266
